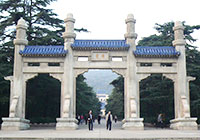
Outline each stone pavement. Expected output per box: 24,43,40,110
0,119,199,140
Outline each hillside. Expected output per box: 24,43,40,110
83,70,120,94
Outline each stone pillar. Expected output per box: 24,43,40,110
122,14,144,130
2,18,30,130
56,13,78,130
170,21,197,130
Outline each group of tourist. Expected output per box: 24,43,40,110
87,110,117,131
78,111,165,130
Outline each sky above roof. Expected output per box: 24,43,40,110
49,0,200,49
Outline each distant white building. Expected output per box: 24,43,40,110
96,94,109,117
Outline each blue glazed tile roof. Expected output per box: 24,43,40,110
19,43,180,58
19,46,67,57
71,40,130,50
134,46,180,58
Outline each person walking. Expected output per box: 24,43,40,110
106,111,113,131
77,114,81,125
87,110,93,130
157,113,164,128
84,114,88,125
97,114,101,124
80,115,84,124
114,115,117,123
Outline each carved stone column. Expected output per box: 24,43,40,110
169,21,198,130
122,14,145,130
2,18,30,131
56,13,78,130
122,73,150,130
170,75,197,130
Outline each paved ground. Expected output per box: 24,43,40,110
0,119,199,140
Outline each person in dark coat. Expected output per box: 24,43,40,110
97,114,101,124
114,115,117,123
88,110,93,130
84,114,88,125
106,111,113,131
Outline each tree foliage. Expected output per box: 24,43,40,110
0,0,64,47
26,74,61,123
106,76,124,120
138,22,200,49
140,74,174,124
0,0,89,47
76,75,101,119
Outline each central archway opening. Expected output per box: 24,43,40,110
140,74,174,129
26,73,61,129
76,69,124,129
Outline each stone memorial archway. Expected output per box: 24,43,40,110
1,13,198,130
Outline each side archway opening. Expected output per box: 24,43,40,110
139,73,174,128
26,73,61,128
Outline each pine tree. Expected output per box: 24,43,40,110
0,0,64,47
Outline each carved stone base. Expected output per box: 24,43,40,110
122,118,144,130
170,118,198,130
1,117,30,130
56,118,78,130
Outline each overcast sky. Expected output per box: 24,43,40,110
49,0,200,48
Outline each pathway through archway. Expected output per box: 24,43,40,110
76,69,124,129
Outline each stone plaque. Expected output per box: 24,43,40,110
91,51,109,61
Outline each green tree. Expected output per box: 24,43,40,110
76,75,101,119
26,74,61,123
138,22,200,49
0,0,64,47
140,74,174,124
0,0,89,47
106,76,124,120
